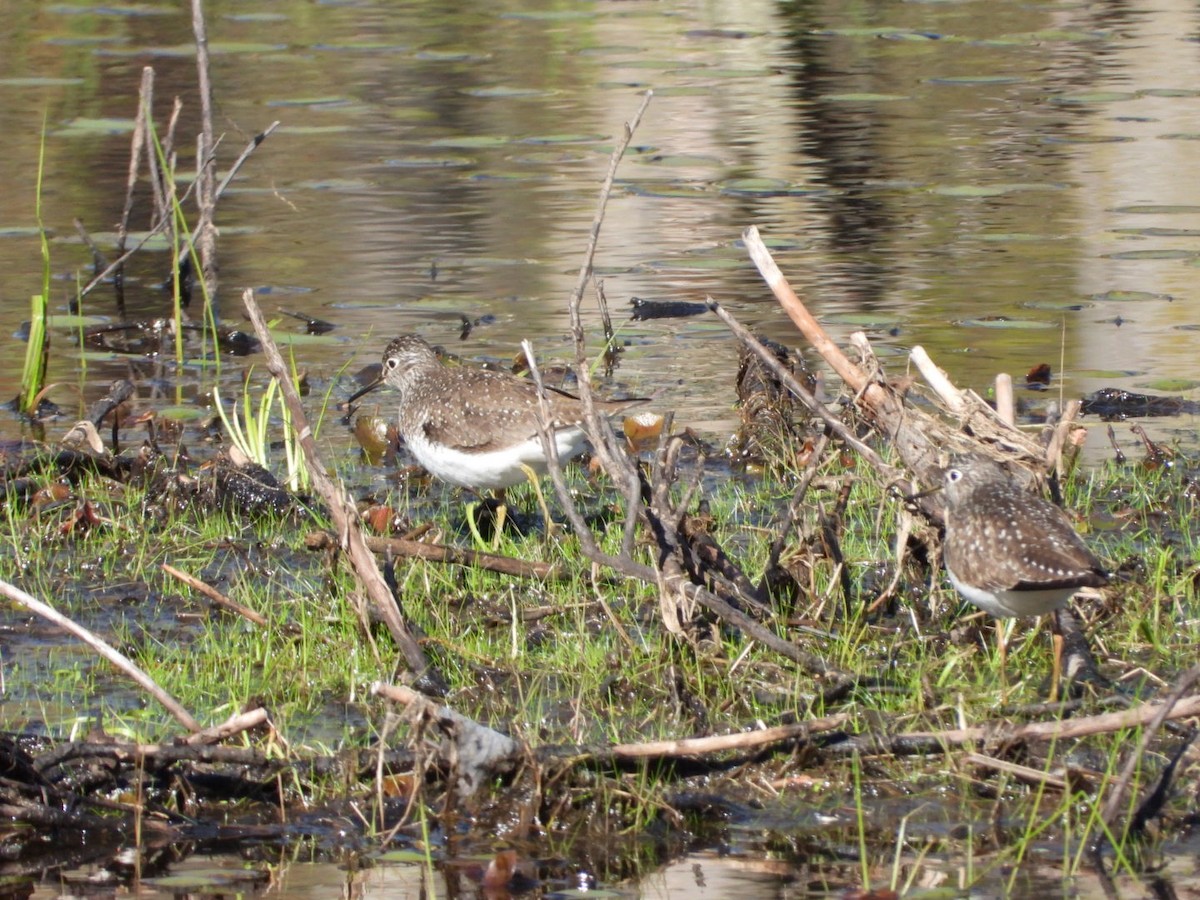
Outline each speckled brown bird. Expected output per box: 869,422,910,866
941,455,1108,619
347,334,641,490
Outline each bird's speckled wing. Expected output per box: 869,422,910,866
415,369,585,454
944,481,1107,592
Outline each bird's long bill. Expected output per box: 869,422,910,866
907,481,944,502
342,373,386,410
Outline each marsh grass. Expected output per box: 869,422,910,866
19,120,52,418
214,378,269,465
0,438,1196,885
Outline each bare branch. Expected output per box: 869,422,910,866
240,289,440,690
0,579,200,733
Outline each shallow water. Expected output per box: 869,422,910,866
0,0,1199,458
3,0,1200,895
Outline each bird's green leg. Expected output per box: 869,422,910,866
1050,629,1063,703
464,488,507,550
465,498,488,549
996,618,1014,690
520,463,556,538
490,488,508,551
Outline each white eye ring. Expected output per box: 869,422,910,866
947,468,963,483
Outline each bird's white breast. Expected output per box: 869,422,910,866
404,425,589,490
946,569,1077,618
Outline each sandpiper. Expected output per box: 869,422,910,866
940,455,1108,683
347,334,642,532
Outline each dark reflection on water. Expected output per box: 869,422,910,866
3,0,1200,895
0,0,1196,451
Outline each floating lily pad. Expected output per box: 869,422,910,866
142,868,269,891
53,230,173,251
277,124,355,135
461,86,550,98
0,227,50,238
428,135,511,149
1158,133,1200,141
413,48,491,62
46,35,129,46
467,171,544,183
249,284,315,296
294,178,374,191
1111,227,1200,237
1089,290,1172,303
1075,368,1140,379
455,257,538,268
927,75,1025,85
955,317,1057,330
509,150,592,165
384,155,474,168
822,312,902,328
1112,204,1200,214
0,77,85,87
501,9,594,19
704,67,775,79
977,232,1054,242
520,133,606,144
1040,133,1134,144
1141,88,1200,98
378,849,437,863
636,153,724,168
652,85,724,97
717,177,789,194
880,31,944,42
1000,29,1108,43
719,177,819,197
931,182,1062,197
593,264,637,276
55,117,137,136
266,330,340,346
312,41,410,53
1050,91,1136,104
155,406,207,421
613,58,704,70
817,92,911,103
1104,249,1197,260
46,3,174,15
1021,299,1093,311
1139,378,1200,391
684,28,754,39
815,26,928,37
623,181,713,199
643,255,747,271
209,41,290,54
735,234,806,251
45,315,109,329
225,12,289,22
97,42,287,57
267,96,352,107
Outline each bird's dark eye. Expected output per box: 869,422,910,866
385,358,398,370
947,468,962,483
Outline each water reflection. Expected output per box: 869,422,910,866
0,0,1197,456
4,1,1200,893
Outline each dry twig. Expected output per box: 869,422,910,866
0,578,200,732
240,289,441,691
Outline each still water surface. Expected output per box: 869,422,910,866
6,0,1200,895
1,0,1200,455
